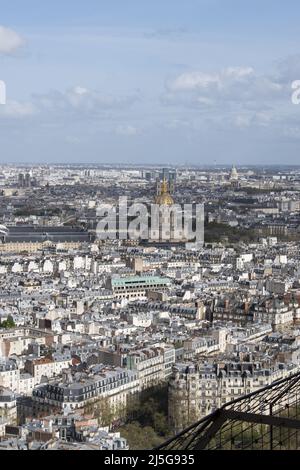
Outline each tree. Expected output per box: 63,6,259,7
117,384,172,447
84,396,126,428
0,315,15,329
119,422,164,450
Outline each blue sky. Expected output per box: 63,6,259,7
1,0,300,164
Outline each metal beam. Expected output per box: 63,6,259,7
222,409,300,430
154,413,216,450
182,415,218,450
269,375,300,407
192,411,228,450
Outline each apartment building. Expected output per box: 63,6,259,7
0,328,54,358
32,367,139,415
126,347,165,390
0,387,17,426
0,360,20,392
25,354,72,385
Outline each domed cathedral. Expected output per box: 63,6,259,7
229,165,239,188
140,176,203,248
155,177,174,206
230,165,239,181
149,177,183,243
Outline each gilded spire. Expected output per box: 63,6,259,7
161,177,169,194
155,177,174,206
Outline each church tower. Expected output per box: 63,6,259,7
151,178,176,242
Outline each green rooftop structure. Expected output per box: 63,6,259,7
107,275,172,299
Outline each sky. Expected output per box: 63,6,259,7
1,0,300,165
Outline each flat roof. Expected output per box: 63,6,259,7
111,276,171,286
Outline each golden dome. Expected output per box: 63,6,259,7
156,193,174,206
155,178,174,206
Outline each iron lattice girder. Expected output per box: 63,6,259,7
193,412,227,450
159,410,300,450
188,410,300,450
221,409,300,431
156,371,300,450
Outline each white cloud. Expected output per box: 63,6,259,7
168,71,220,91
164,119,192,130
167,67,255,92
0,100,37,118
283,127,300,139
116,125,138,136
160,64,294,137
0,86,139,124
65,135,82,144
32,86,139,115
73,86,88,95
275,55,300,83
0,26,24,54
234,115,252,128
164,66,284,109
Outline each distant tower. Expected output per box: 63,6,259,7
152,178,176,242
158,168,176,194
25,173,31,188
18,173,25,188
230,165,238,181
